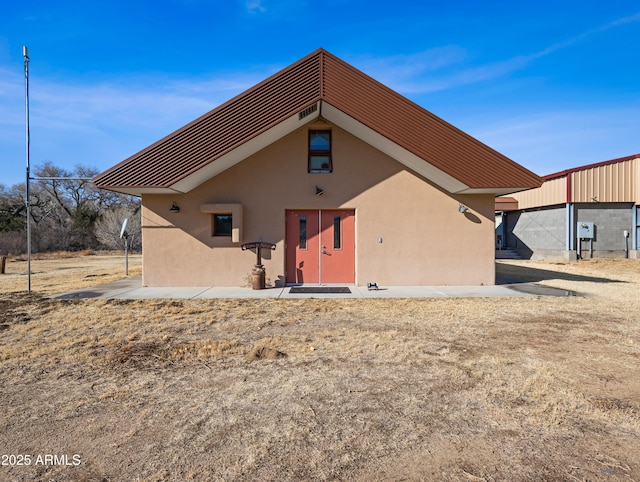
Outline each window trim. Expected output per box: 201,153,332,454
200,203,243,244
333,215,342,250
299,215,308,250
308,130,332,173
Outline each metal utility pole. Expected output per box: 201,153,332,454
23,45,31,293
21,48,93,292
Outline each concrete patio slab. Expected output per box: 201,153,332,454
54,277,142,299
196,286,285,298
355,285,530,298
51,277,536,300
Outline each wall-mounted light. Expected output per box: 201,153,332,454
458,203,469,213
315,185,324,196
169,202,180,213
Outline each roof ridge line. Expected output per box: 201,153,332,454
94,48,542,195
543,153,640,180
319,49,325,98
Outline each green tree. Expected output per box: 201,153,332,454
0,184,25,232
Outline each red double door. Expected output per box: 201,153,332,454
285,210,355,284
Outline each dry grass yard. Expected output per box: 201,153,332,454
1,251,142,295
0,254,639,481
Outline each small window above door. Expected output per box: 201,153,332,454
309,130,332,173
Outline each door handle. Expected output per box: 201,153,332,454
321,249,327,254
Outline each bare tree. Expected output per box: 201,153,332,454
1,162,141,254
34,162,100,248
94,206,141,251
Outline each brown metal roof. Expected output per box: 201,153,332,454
94,49,542,194
495,197,519,212
543,153,640,180
321,53,541,191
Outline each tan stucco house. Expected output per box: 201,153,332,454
94,49,541,287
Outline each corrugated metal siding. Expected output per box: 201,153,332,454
95,49,542,192
570,156,639,203
636,158,640,204
95,54,322,189
321,54,541,190
511,176,567,210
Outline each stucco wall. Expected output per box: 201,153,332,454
141,121,496,286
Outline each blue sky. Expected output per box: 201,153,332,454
1,1,639,187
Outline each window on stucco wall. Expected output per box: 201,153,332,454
201,203,242,243
309,130,332,173
213,214,232,237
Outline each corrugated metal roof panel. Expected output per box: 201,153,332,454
495,197,519,211
544,153,640,180
95,52,322,189
320,52,541,190
94,49,542,193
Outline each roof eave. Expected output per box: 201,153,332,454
97,99,541,197
170,101,322,193
89,185,173,196
94,48,542,196
491,185,545,197
320,102,470,193
543,153,640,180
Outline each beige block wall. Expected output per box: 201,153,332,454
141,122,496,287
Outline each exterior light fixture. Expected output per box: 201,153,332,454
459,203,469,213
169,202,180,213
315,185,324,196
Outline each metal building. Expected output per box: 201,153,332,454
496,154,640,260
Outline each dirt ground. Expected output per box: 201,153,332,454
0,254,639,481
